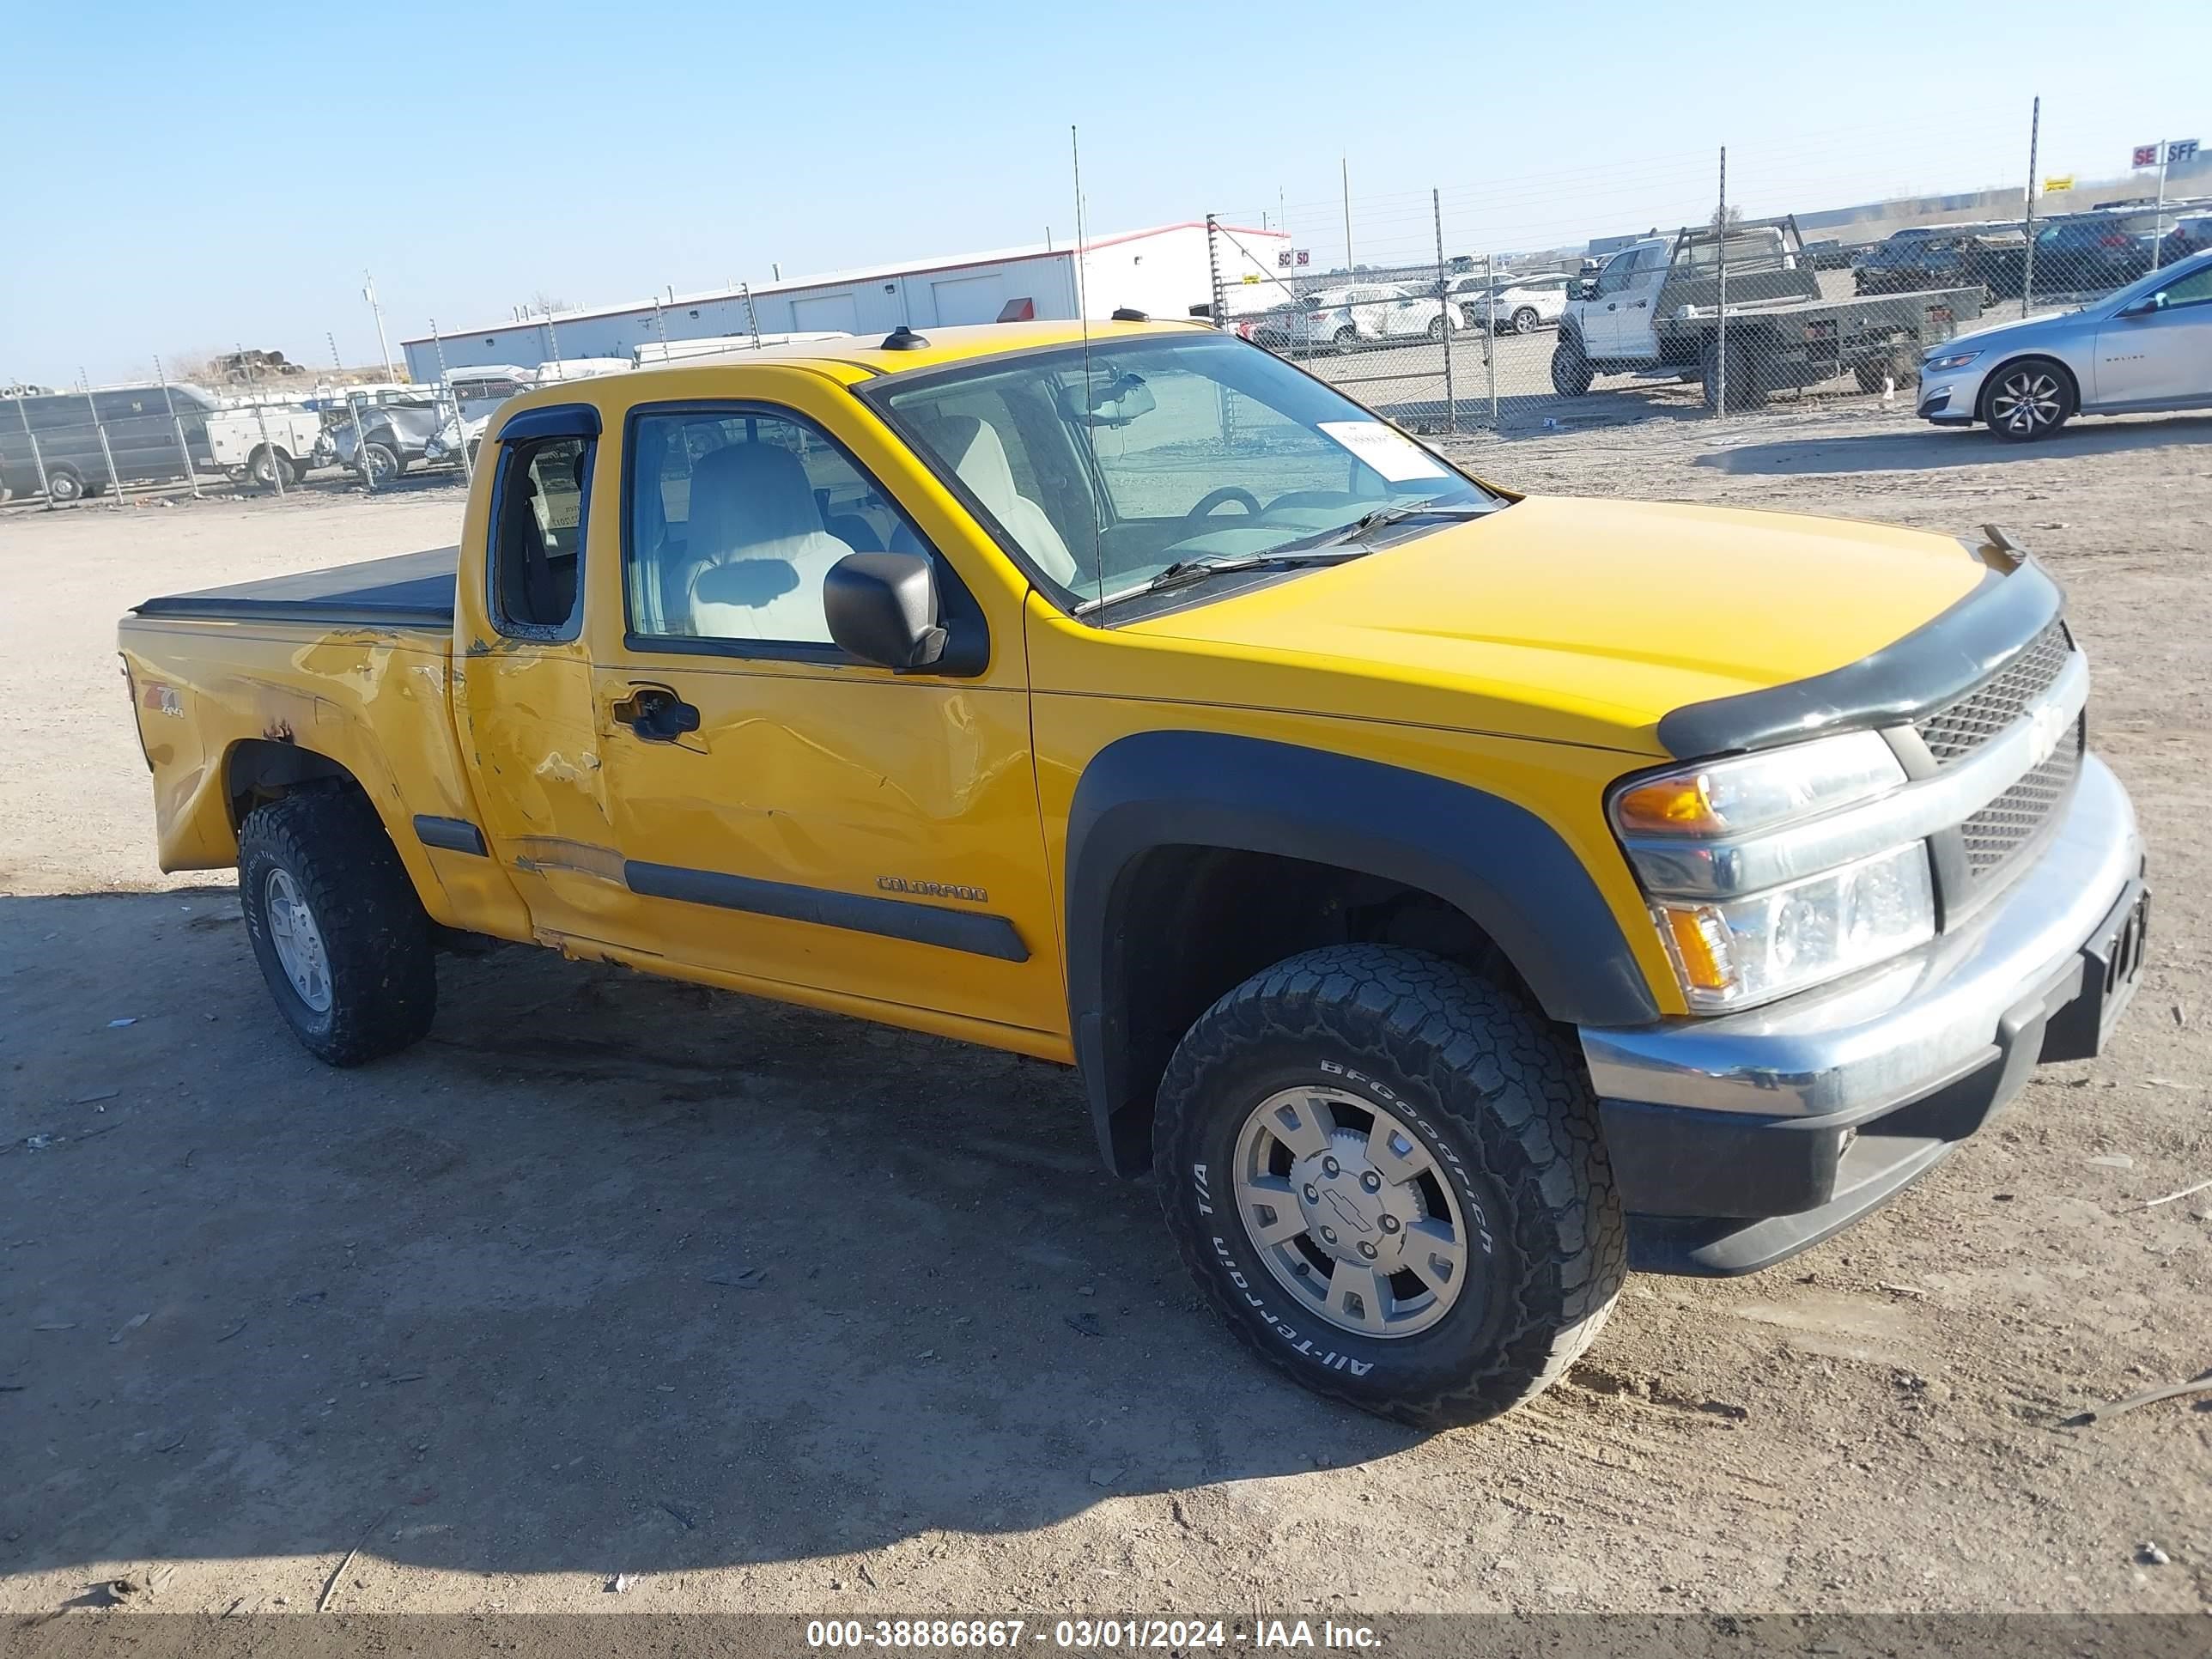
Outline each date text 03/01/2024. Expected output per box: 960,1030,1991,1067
803,1618,1382,1649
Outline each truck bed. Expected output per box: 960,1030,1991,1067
134,546,457,629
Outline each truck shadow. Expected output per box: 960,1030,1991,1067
0,891,1419,1590
1698,412,2212,476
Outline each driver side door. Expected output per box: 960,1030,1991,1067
1581,252,1642,356
2093,263,2212,406
587,392,1067,1042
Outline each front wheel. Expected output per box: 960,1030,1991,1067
1549,337,1595,396
1332,325,1359,353
45,465,87,503
239,785,437,1065
1984,357,2075,441
1154,945,1625,1427
359,441,402,484
1426,315,1446,342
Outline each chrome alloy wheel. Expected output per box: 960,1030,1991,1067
1231,1085,1470,1338
264,867,333,1012
1989,367,2065,435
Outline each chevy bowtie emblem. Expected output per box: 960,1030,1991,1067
2026,699,2073,768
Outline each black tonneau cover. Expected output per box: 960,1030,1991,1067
133,547,458,629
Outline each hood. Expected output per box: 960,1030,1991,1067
1937,309,2083,355
1119,496,1993,754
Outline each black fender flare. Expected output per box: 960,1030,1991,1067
1065,732,1661,1173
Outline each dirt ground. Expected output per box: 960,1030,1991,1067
3,407,2209,1620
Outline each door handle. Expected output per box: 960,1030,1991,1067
1607,301,1618,310
1633,300,1648,308
612,684,700,742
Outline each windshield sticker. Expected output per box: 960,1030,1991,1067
1316,422,1450,483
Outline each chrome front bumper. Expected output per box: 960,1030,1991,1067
1582,755,2147,1273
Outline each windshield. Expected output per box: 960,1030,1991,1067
875,331,1499,611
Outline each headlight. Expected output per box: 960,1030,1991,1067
1613,731,1904,839
1612,732,1936,1012
1651,844,1935,1012
1923,349,1980,372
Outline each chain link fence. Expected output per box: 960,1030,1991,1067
0,334,483,508
8,106,2207,507
1205,112,2209,441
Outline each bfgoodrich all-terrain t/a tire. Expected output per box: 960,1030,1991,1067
238,784,437,1066
1154,945,1625,1428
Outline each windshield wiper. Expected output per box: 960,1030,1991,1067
1076,501,1497,614
1279,498,1495,553
1079,549,1370,611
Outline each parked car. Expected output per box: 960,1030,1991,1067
1445,273,1572,334
1800,238,1856,270
2028,211,2161,295
329,391,447,483
1285,284,1463,352
119,315,2148,1428
2157,212,2212,267
1,381,218,502
1856,222,2024,301
1917,248,2212,438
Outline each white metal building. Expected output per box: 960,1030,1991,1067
400,222,1290,381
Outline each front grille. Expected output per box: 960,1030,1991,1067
1916,622,2072,764
1960,717,2083,879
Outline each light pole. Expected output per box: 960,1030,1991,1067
363,270,397,381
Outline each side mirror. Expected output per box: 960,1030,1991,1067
1577,278,1598,301
2118,296,2159,319
824,551,947,672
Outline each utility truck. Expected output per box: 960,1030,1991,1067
1553,216,1984,408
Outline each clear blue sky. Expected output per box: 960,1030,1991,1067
3,0,2204,386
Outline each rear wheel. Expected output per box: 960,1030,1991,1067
45,465,86,503
1510,307,1539,335
1983,357,2075,441
1153,945,1625,1427
1332,325,1358,353
1700,337,1765,411
239,785,437,1066
1549,336,1594,396
1426,315,1446,342
247,447,288,489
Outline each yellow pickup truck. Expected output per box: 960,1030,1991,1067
120,317,2148,1426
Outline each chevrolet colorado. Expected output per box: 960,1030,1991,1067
120,317,2148,1425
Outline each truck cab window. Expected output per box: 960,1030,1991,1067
489,434,592,637
624,407,931,648
1594,252,1642,296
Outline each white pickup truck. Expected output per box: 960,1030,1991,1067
204,403,327,489
1553,216,1983,410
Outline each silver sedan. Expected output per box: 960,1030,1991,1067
1917,248,2212,440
